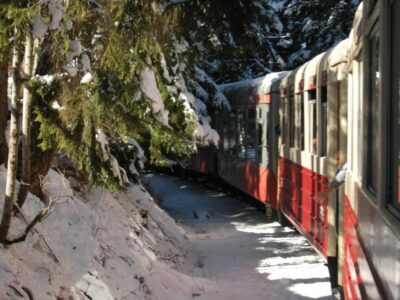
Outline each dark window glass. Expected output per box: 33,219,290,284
308,90,317,154
365,0,377,15
238,109,246,159
248,108,256,119
299,94,305,150
289,95,295,147
321,87,328,156
223,112,230,154
366,28,380,195
257,123,263,164
281,97,287,144
229,109,238,155
246,111,256,162
390,1,400,213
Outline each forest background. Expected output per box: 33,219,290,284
0,0,359,244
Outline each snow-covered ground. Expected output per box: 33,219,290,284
143,173,334,300
0,167,333,299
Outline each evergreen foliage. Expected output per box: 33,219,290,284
0,0,360,193
168,0,286,83
274,0,360,69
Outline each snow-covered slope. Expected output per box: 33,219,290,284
0,167,202,300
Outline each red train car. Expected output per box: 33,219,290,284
187,1,400,298
277,39,349,261
218,73,286,209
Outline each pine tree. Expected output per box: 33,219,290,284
277,0,360,69
167,0,286,83
30,0,198,189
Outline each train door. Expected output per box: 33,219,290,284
325,77,348,291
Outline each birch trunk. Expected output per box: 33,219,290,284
0,59,8,165
0,42,22,243
17,35,34,208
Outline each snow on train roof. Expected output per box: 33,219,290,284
326,39,349,81
327,39,348,67
220,71,288,96
348,2,363,60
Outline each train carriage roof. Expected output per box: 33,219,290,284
304,52,326,89
294,63,307,94
326,39,349,82
220,71,287,105
348,3,363,60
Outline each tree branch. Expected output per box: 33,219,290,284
2,203,50,245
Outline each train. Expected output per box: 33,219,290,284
188,2,400,299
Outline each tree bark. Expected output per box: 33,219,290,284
0,41,22,243
0,59,8,165
17,34,34,208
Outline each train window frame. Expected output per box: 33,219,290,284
257,122,263,165
299,93,305,151
237,107,247,160
364,0,377,16
229,108,239,157
289,95,295,148
223,110,230,155
320,86,328,157
246,107,257,162
364,23,380,197
281,95,287,145
266,107,271,166
308,89,318,154
388,0,400,216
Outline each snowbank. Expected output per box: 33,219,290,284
0,167,203,300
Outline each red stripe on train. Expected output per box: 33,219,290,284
278,156,329,257
220,159,278,208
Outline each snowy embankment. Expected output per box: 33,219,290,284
0,167,205,300
0,167,334,300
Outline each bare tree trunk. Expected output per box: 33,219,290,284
17,34,34,208
0,41,22,243
0,59,8,165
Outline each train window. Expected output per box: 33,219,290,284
229,109,238,156
321,87,328,156
299,93,305,150
366,26,380,195
246,111,256,162
248,108,256,119
289,95,295,147
257,123,263,164
364,0,377,15
281,97,287,144
390,1,400,213
223,112,230,154
308,89,317,154
238,109,246,159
